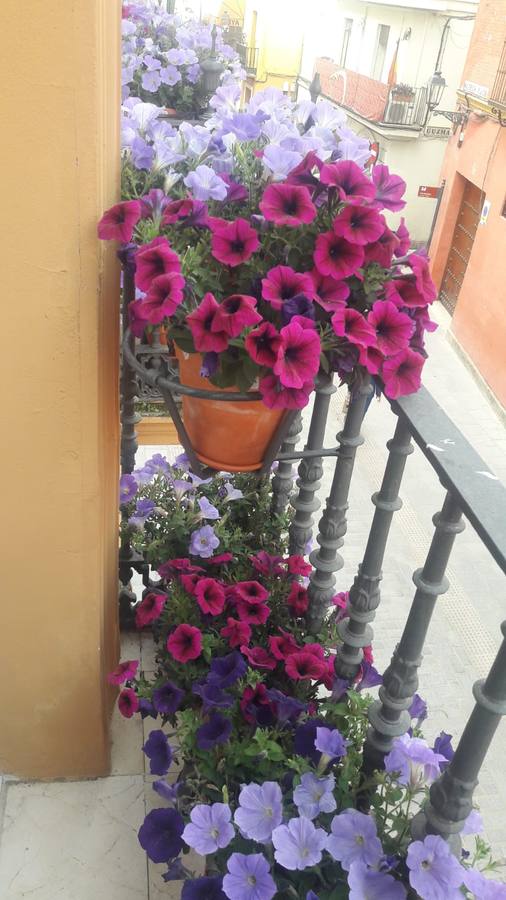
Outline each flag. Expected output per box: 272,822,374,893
387,39,399,87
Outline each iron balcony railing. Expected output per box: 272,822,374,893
119,265,506,847
238,45,259,75
491,39,506,106
383,85,428,127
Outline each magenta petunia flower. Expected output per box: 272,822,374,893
314,231,364,280
166,624,203,663
381,348,424,399
210,217,260,267
241,645,277,670
137,271,185,324
161,196,210,228
220,174,249,203
260,183,317,227
332,307,377,348
395,217,411,256
97,200,141,242
367,300,414,355
285,651,327,681
268,630,299,660
245,323,282,367
187,292,229,353
363,220,399,268
128,299,148,338
333,205,385,245
220,617,252,649
211,294,261,338
311,269,350,312
118,687,139,718
260,373,314,410
406,253,437,303
135,237,181,292
180,572,200,595
108,659,139,685
233,580,269,604
236,601,271,625
372,164,406,212
384,278,428,309
286,150,324,188
135,592,167,629
320,160,376,204
274,319,321,389
286,555,312,576
358,344,385,375
195,577,226,616
287,582,309,615
261,265,315,310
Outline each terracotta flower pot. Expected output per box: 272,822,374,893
145,326,168,346
176,349,284,472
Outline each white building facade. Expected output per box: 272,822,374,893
298,0,477,242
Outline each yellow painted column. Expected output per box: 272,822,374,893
0,0,121,777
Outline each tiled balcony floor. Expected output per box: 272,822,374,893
0,304,505,898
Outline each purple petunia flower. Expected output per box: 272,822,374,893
142,69,162,92
262,144,303,181
223,853,276,900
182,876,227,899
142,729,172,775
153,779,183,804
348,861,407,899
409,693,428,724
407,835,464,899
281,294,316,326
184,165,228,201
189,524,220,558
143,453,171,476
223,481,244,502
234,781,283,842
355,661,383,691
186,63,202,84
138,808,184,863
182,802,235,855
265,688,306,722
315,726,348,762
272,816,328,870
462,868,506,899
196,713,232,750
432,731,454,770
198,496,220,520
385,734,446,788
462,808,484,835
128,498,156,529
152,681,184,715
294,718,327,763
120,473,138,504
293,773,337,819
138,698,157,719
192,681,234,712
200,352,219,378
174,451,190,470
163,857,187,882
208,651,247,688
160,65,182,86
326,809,383,872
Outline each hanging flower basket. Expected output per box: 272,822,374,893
175,348,285,472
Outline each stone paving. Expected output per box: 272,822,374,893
0,304,505,898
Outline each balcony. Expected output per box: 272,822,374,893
238,44,259,76
491,39,506,107
314,57,428,129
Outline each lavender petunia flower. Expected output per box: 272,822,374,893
174,451,190,470
142,729,172,775
144,453,171,476
192,681,234,712
138,807,184,863
142,69,162,92
262,144,303,181
407,835,464,899
223,853,276,900
143,55,161,72
222,112,264,141
348,861,407,900
182,802,235,855
153,779,183,804
198,497,220,520
131,136,155,171
189,524,220,558
409,693,428,724
312,99,347,130
129,498,156,529
385,734,446,788
120,473,138,504
462,808,484,835
462,868,506,899
171,479,193,500
293,772,337,819
223,481,244,502
139,189,170,222
182,876,227,899
184,165,228,201
186,63,201,84
326,809,383,871
234,781,283,842
272,816,328,870
166,48,186,65
196,713,232,750
152,681,184,715
208,651,247,688
315,726,348,761
209,82,241,116
160,65,182,86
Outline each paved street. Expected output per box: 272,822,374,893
0,303,505,898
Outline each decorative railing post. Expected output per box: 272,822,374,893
306,376,372,633
411,620,506,848
288,372,335,556
271,412,303,516
120,267,140,477
362,491,465,778
335,416,413,678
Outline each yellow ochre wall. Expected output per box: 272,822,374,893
0,0,122,777
243,0,305,96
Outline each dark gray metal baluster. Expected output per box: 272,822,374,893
271,412,303,515
335,416,413,677
411,621,506,848
362,491,465,778
306,376,372,633
288,372,335,557
120,268,140,476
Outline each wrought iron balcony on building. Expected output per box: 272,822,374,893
238,45,259,76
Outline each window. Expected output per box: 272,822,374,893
372,24,390,81
339,18,353,68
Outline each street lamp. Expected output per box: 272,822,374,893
200,25,224,95
425,70,468,126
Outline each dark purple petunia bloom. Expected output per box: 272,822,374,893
409,693,428,723
196,713,233,750
432,731,454,770
162,858,186,882
208,651,247,688
294,718,327,764
182,875,227,899
281,294,316,326
192,681,234,712
138,698,157,719
200,351,219,377
138,808,184,863
265,689,307,723
143,729,173,775
355,661,383,691
152,681,184,716
153,779,184,803
117,242,137,274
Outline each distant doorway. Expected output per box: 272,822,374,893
439,179,481,315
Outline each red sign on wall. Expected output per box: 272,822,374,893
418,185,440,198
